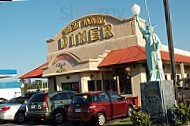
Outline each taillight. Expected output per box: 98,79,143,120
68,106,71,112
87,106,96,113
43,94,49,109
0,106,10,112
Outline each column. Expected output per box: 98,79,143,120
131,64,147,106
80,73,90,93
180,63,185,78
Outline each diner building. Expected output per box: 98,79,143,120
20,14,190,105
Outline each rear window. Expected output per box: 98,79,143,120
72,95,92,104
29,94,46,102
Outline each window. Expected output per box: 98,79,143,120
88,81,95,91
165,75,167,80
92,94,100,102
99,93,110,102
104,80,111,90
62,82,79,92
109,92,121,101
68,91,76,98
51,93,69,100
72,95,92,104
29,94,46,102
97,80,102,91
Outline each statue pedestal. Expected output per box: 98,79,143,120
141,80,175,125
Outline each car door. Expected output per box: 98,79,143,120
108,92,126,118
98,92,112,120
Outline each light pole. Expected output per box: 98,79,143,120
163,0,177,100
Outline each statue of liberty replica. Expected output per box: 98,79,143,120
132,4,165,81
132,3,175,125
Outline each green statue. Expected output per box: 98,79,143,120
136,16,165,81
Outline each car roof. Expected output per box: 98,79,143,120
35,90,76,98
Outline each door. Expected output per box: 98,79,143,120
108,92,126,117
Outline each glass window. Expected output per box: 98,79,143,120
104,80,111,90
88,81,95,91
97,80,102,91
92,94,100,102
109,92,121,101
51,93,69,100
29,94,46,102
62,82,79,92
68,91,76,98
165,75,168,80
72,95,92,104
59,93,69,100
99,93,110,102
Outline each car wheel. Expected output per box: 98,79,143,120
127,106,133,117
54,110,64,124
14,112,25,123
97,113,106,126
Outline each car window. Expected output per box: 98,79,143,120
99,93,110,102
29,94,46,102
109,92,122,101
51,93,69,100
72,95,91,104
92,94,100,102
68,92,76,98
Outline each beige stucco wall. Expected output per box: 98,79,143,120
131,64,147,106
43,14,146,77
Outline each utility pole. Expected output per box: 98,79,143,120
163,0,177,100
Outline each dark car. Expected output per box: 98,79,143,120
26,90,76,124
67,91,133,126
0,98,7,104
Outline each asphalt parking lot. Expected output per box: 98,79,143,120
0,120,72,126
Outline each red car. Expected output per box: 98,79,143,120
67,91,133,126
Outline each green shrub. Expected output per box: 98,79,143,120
173,101,190,125
130,107,151,126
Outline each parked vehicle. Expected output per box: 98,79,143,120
177,77,190,103
67,91,133,126
0,98,7,104
25,92,41,98
0,97,28,123
26,90,76,124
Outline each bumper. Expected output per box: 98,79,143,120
0,112,14,120
26,112,52,121
67,112,98,121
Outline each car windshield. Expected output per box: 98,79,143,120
6,97,26,104
29,94,46,102
72,95,91,104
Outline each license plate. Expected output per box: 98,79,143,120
31,105,36,109
75,108,81,112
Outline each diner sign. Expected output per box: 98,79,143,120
58,16,114,50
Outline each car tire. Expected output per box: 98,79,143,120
127,106,133,117
96,113,106,126
53,110,64,124
14,112,25,123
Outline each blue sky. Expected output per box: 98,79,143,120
0,0,190,82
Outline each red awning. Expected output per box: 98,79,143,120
19,62,49,79
98,46,190,67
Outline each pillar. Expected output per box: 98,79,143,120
131,64,147,106
180,63,185,79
